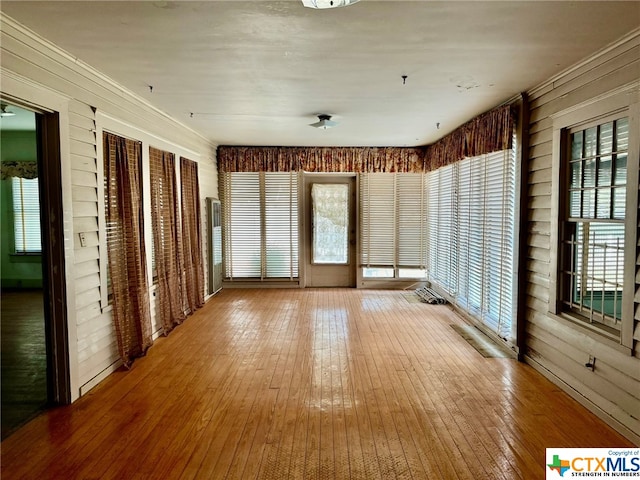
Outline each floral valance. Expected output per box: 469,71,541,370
425,104,515,170
217,103,515,174
0,161,38,180
218,146,426,173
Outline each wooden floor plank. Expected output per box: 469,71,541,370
0,289,48,439
1,289,634,479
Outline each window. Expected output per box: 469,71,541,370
427,164,457,293
359,173,427,279
103,132,144,307
559,116,628,332
221,171,298,280
455,149,516,339
12,177,41,253
149,147,179,287
312,183,349,264
421,146,516,340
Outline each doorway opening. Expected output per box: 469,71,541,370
0,101,70,439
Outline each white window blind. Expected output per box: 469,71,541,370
222,172,261,278
456,150,515,338
360,173,396,267
12,177,41,253
265,172,299,277
427,164,457,295
221,171,298,280
457,156,483,313
359,173,427,274
484,150,515,337
397,173,427,268
426,148,515,340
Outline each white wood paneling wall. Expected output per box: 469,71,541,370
69,100,119,387
0,13,217,400
524,31,640,443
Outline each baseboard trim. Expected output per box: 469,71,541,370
524,355,640,446
79,360,122,397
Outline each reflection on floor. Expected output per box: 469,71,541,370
1,289,48,440
1,289,633,478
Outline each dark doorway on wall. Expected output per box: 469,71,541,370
0,104,47,438
0,102,70,439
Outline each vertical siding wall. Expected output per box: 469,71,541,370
524,33,640,441
1,14,218,399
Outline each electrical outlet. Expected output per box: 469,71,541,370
585,355,596,371
79,232,87,248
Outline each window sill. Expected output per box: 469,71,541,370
546,310,631,356
8,253,42,263
222,279,301,289
101,304,113,315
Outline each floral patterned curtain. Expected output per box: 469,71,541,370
217,146,426,173
425,104,515,170
217,104,514,174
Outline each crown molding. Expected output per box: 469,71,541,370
528,27,640,98
0,12,212,147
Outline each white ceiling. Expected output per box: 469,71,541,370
1,1,639,147
0,104,36,131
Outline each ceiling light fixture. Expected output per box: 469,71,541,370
310,114,337,129
0,104,16,117
301,0,359,9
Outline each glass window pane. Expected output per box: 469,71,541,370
398,268,427,279
572,222,624,321
583,158,596,187
582,189,595,218
569,190,581,217
599,122,613,154
596,188,611,218
571,132,583,160
616,118,628,151
12,177,42,253
613,187,626,219
614,154,627,186
584,127,597,158
312,183,349,264
570,161,582,188
597,156,611,186
363,267,393,278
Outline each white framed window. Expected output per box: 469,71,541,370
427,164,457,294
221,171,299,280
560,116,628,332
454,149,516,339
96,111,201,312
12,177,41,253
359,173,428,279
549,84,639,349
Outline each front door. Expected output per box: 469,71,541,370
304,174,356,287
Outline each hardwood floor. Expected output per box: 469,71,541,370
0,289,633,479
0,289,48,440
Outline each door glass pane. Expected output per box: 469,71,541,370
312,183,349,264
